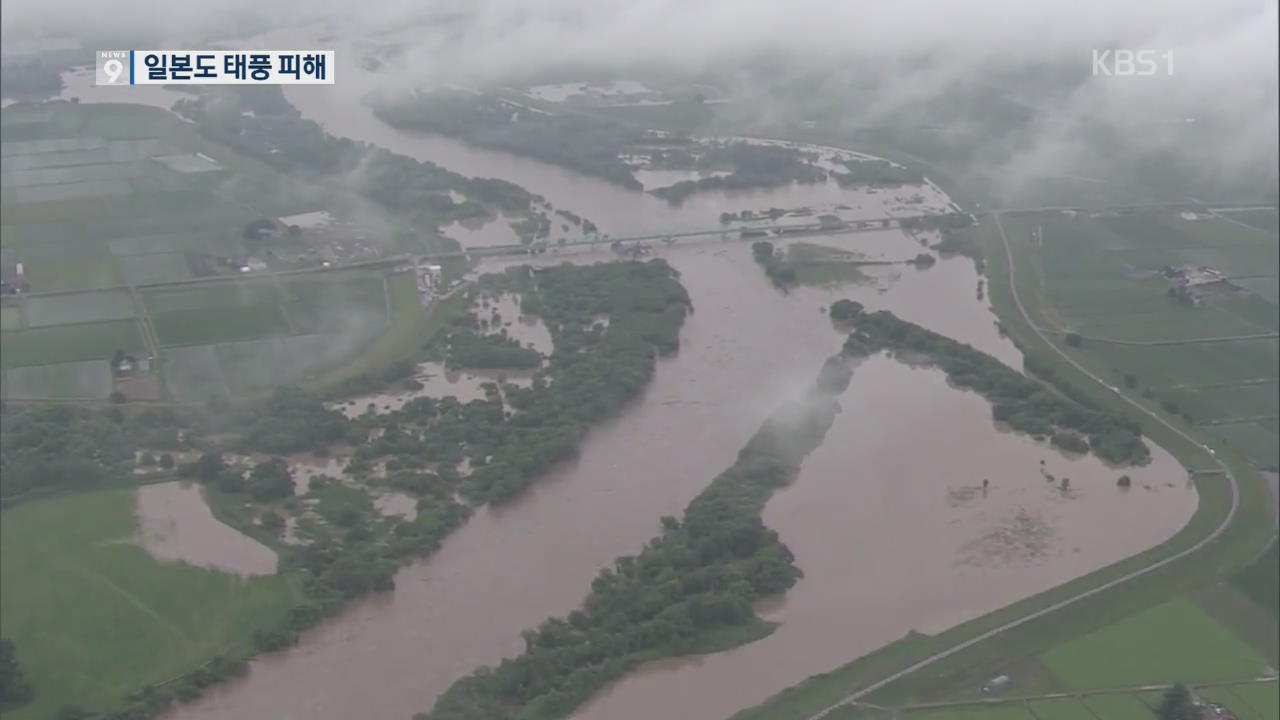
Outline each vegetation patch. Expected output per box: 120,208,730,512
446,330,542,370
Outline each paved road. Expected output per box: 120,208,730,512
1066,332,1279,347
803,211,1241,720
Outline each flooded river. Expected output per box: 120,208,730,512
154,27,1197,720
570,356,1195,720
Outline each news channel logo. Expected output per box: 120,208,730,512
95,50,335,85
1091,49,1174,77
96,50,130,85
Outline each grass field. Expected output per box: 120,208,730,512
1025,698,1092,720
1224,680,1280,719
0,303,21,330
0,488,298,718
161,344,231,401
1041,598,1271,690
150,305,291,347
0,319,144,367
1230,542,1279,620
1081,693,1161,719
4,359,113,400
24,288,136,327
280,270,389,334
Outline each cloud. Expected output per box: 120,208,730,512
5,0,1276,200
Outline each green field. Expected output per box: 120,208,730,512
0,319,144,367
1081,693,1160,719
280,271,389,334
0,488,298,718
1041,598,1271,690
150,305,291,347
1231,542,1279,620
1224,680,1280,719
995,210,1280,470
0,303,21,330
24,288,136,326
1025,697,1094,720
161,344,231,401
4,359,113,400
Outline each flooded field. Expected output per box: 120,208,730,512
161,25,1200,720
288,455,349,495
569,355,1197,720
328,361,536,418
133,481,277,576
476,292,553,354
442,214,522,248
373,492,419,520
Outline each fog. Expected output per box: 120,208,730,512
3,0,1277,201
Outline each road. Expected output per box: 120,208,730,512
1065,332,1279,347
803,211,1241,720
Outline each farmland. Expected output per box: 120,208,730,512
991,208,1279,471
1,102,412,403
0,488,299,720
1040,598,1271,689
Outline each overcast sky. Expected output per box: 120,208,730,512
4,0,1276,198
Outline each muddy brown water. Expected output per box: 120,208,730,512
134,481,278,576
569,355,1196,720
156,27,1196,720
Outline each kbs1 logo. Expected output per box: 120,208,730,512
95,50,335,85
1091,49,1174,77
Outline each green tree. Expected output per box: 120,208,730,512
260,510,286,535
1157,683,1200,720
248,457,295,501
829,299,864,322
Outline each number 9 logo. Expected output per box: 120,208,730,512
103,58,124,84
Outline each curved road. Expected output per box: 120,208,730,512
804,211,1241,720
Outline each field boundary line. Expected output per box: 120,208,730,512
802,211,1241,720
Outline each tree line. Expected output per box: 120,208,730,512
843,308,1151,465
173,88,537,231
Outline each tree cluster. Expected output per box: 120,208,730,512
446,331,541,370
372,90,646,190
833,159,923,187
653,142,827,204
751,241,797,288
